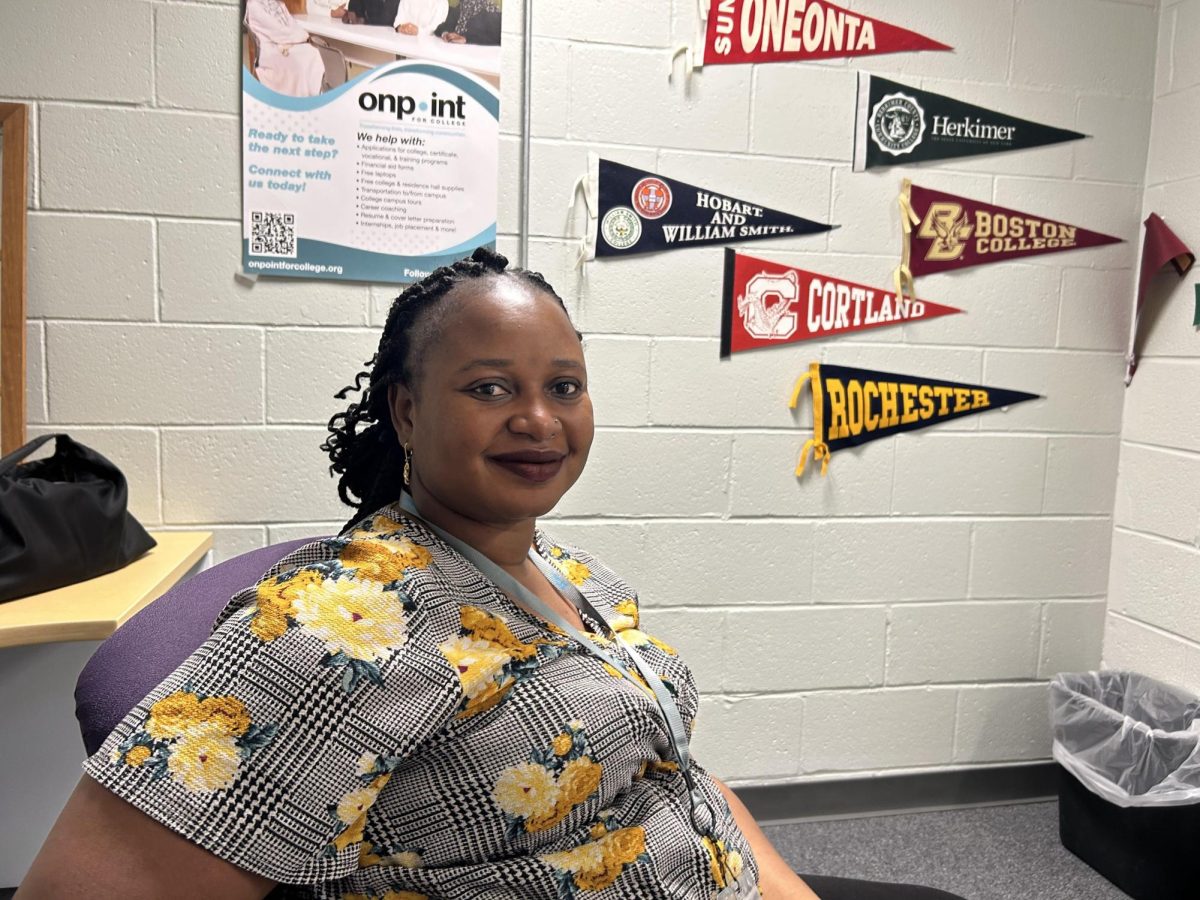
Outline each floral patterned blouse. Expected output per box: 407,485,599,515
85,505,759,900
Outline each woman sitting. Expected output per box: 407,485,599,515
437,0,501,45
18,249,966,900
245,0,325,98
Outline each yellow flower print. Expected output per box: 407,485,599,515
356,752,379,776
553,558,591,587
198,695,251,737
145,691,203,740
541,827,646,893
493,762,561,820
460,607,539,661
381,850,423,868
124,745,151,767
460,677,514,719
610,598,639,631
620,629,678,656
341,537,432,583
540,840,605,874
550,546,564,558
439,635,511,700
251,568,325,641
333,811,367,852
166,723,242,792
250,610,289,641
338,788,379,825
589,821,608,840
292,577,408,662
557,757,602,808
552,733,573,757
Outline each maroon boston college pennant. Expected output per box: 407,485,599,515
701,0,951,66
894,179,1122,294
720,250,961,358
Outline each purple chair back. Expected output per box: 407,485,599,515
75,538,318,756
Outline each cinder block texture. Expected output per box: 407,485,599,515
971,520,1112,599
725,606,886,692
1108,530,1200,645
160,221,370,326
1113,443,1200,545
812,521,971,603
29,214,156,321
887,603,1041,685
801,689,957,772
40,106,239,219
156,3,242,114
0,0,152,102
266,329,380,424
1102,614,1200,694
1039,601,1106,678
47,324,264,425
691,695,802,782
954,684,1052,763
162,428,346,524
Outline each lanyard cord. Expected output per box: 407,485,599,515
396,493,718,840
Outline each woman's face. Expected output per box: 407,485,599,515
389,275,594,526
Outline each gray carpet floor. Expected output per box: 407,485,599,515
765,800,1130,900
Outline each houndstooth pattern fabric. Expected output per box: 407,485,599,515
85,504,759,899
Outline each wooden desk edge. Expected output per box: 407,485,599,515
0,532,214,650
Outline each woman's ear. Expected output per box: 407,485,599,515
388,383,415,443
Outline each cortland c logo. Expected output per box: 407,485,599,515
632,177,672,219
737,270,800,340
918,201,973,262
870,93,925,156
601,206,642,250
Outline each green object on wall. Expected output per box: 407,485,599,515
1194,284,1200,327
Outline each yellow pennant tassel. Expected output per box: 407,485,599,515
789,362,831,477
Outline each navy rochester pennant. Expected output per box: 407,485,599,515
788,362,1039,476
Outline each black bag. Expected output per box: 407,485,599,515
0,434,157,603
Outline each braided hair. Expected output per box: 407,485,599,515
322,246,576,531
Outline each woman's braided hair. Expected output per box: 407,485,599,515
322,246,575,530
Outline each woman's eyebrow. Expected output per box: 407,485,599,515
458,358,513,372
457,358,584,372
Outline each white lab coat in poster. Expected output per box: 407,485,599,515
395,0,450,35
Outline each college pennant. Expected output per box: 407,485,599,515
585,156,833,260
720,250,962,358
1125,213,1195,384
854,74,1086,171
700,0,950,66
788,363,1040,476
895,180,1122,287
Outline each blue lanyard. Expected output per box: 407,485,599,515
397,493,718,839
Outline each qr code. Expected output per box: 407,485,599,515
250,211,297,257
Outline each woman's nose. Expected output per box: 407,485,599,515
509,398,560,439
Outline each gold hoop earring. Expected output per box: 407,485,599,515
403,442,412,485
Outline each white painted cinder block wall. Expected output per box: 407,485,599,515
2,0,1170,785
1102,0,1200,695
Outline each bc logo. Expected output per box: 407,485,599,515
737,270,800,340
918,202,974,262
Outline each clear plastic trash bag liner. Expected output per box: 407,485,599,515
1050,670,1200,808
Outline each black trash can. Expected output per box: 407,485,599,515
1050,671,1200,900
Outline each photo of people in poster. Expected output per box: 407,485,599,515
241,0,502,282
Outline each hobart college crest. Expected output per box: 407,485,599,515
737,269,800,340
600,206,642,250
870,92,925,156
632,177,672,219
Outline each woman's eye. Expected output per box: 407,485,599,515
552,380,582,397
470,382,510,397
